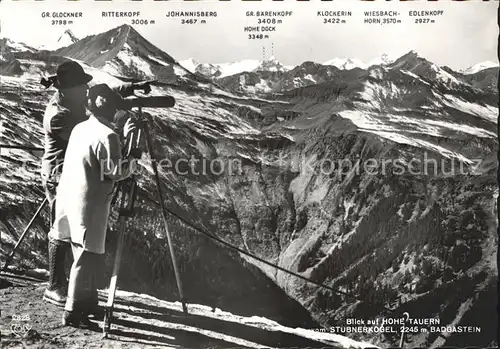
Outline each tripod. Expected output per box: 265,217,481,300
102,176,137,337
103,110,188,339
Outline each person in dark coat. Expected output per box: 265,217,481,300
41,60,151,307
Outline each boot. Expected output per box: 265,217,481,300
43,239,69,306
83,272,104,320
62,309,91,329
83,291,104,320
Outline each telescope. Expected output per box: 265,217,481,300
120,95,176,110
40,77,176,110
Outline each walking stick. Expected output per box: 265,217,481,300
141,112,188,315
103,179,137,338
1,198,48,273
399,312,410,348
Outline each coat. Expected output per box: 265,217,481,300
41,95,87,183
49,115,134,254
41,83,136,183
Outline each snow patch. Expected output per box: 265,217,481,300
344,197,356,221
112,290,377,348
368,68,384,79
431,64,461,85
372,131,474,164
179,58,199,73
173,65,188,77
435,92,498,122
303,74,316,83
357,80,404,110
254,78,272,93
385,113,496,138
338,110,488,163
113,47,154,77
401,70,419,79
216,59,261,78
339,107,496,140
148,55,170,66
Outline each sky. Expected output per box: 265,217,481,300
0,0,497,70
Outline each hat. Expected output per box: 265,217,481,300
53,61,93,89
87,84,124,112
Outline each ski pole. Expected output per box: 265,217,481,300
142,118,188,314
2,198,48,273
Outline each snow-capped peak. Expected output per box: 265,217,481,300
254,55,288,73
460,61,499,75
180,58,201,73
323,57,366,70
39,29,79,51
62,29,79,44
323,52,416,71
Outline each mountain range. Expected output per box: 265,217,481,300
180,56,293,80
0,24,498,348
180,52,497,87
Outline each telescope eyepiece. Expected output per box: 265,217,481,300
40,76,57,89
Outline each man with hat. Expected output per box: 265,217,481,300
54,83,140,327
41,60,151,307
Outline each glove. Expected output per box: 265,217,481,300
123,117,139,139
122,117,143,158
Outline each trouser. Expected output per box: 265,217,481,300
43,178,71,291
42,179,57,228
65,242,101,312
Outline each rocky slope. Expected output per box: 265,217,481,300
217,61,345,95
1,24,498,348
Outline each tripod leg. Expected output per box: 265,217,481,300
143,122,188,314
103,200,127,338
2,198,48,273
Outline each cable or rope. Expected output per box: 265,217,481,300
1,141,447,341
0,144,374,306
136,188,397,313
0,144,44,151
138,189,450,342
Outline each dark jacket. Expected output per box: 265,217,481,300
41,83,135,182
